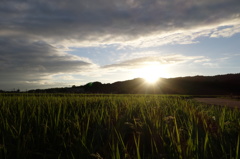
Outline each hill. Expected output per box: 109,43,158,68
28,73,240,95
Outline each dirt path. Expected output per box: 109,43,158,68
194,98,240,109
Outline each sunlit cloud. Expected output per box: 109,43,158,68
194,59,211,63
211,24,240,38
103,54,205,70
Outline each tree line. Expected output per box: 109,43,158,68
26,73,240,95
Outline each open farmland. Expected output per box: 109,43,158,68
0,94,240,159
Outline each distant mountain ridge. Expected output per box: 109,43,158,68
28,73,240,95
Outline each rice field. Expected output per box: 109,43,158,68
0,93,240,159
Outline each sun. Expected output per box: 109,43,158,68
134,63,166,84
142,65,160,83
144,72,159,83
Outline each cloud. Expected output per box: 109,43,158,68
195,55,237,68
0,36,97,89
194,59,211,63
202,63,219,68
120,18,240,48
103,54,204,69
1,0,240,89
0,0,240,47
211,24,240,38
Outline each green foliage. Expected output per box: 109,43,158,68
0,94,240,159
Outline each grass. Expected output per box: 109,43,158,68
0,93,240,159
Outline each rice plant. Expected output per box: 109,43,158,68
0,93,239,159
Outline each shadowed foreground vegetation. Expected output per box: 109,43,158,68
0,94,240,159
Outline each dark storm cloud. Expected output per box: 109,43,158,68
0,36,95,89
0,0,239,41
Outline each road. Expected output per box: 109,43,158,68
194,98,240,109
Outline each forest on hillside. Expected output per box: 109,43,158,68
26,73,240,95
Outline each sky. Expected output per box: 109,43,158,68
0,0,240,91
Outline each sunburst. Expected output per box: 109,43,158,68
134,62,167,84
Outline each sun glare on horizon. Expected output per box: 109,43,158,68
134,63,168,84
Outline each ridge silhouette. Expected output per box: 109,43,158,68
27,73,240,95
